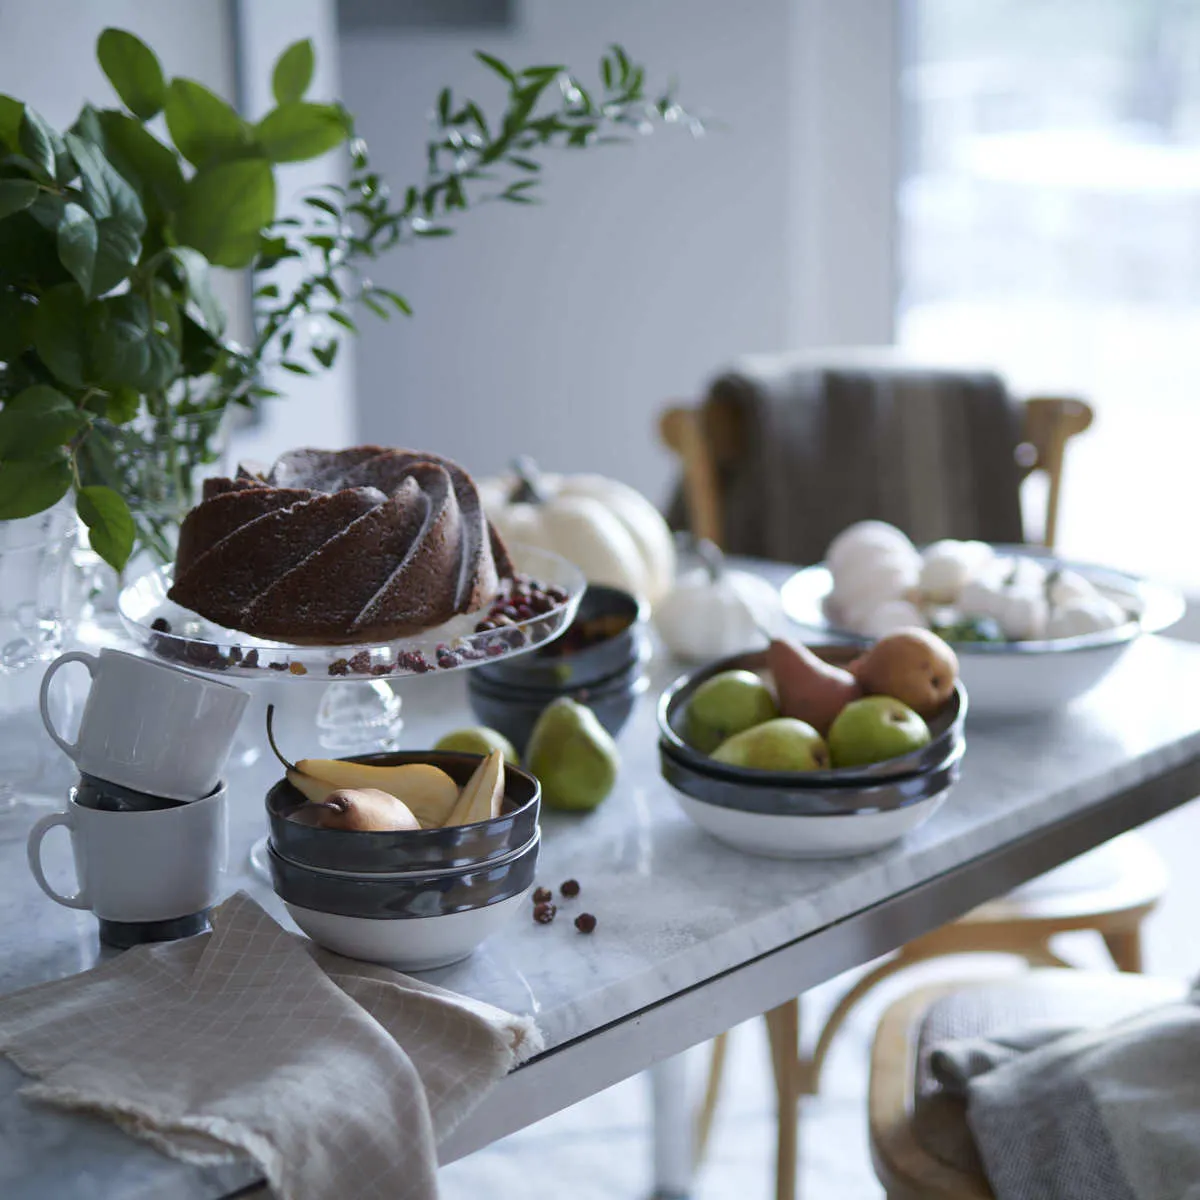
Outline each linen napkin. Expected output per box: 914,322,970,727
665,351,1026,563
930,985,1200,1200
0,892,542,1200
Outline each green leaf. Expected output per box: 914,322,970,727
164,78,253,168
176,157,275,268
85,293,179,391
0,454,72,519
32,284,88,386
96,28,166,120
18,107,59,179
105,387,139,424
370,286,412,315
0,179,38,220
96,110,186,211
169,246,225,335
0,95,22,151
77,484,135,572
280,360,312,375
311,339,338,369
255,102,348,163
0,385,85,459
475,52,517,84
437,88,452,125
56,202,98,296
272,39,315,105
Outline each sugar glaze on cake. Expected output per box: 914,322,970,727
169,446,514,644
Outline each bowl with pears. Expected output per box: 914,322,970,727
657,629,967,858
263,712,539,969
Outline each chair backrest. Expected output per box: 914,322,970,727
660,372,1093,553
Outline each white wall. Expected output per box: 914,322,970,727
339,0,795,504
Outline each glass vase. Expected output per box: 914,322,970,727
0,502,81,832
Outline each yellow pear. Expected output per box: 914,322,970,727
294,759,460,828
444,750,505,828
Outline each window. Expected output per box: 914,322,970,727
898,0,1200,588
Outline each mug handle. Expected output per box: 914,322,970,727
38,650,97,761
27,811,90,910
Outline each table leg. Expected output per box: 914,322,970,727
649,1053,695,1199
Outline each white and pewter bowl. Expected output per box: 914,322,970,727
780,548,1185,718
268,832,538,970
660,738,962,859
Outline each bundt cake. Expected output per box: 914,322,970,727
169,446,514,644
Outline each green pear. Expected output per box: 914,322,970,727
684,670,780,754
434,726,520,765
712,718,829,772
827,696,931,768
526,697,620,812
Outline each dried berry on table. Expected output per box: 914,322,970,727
533,902,557,925
150,617,171,633
532,887,552,905
288,662,307,676
574,913,597,934
243,649,260,668
560,880,580,898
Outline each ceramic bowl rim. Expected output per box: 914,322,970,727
265,749,541,840
780,545,1185,655
661,737,965,818
657,647,966,786
268,828,541,882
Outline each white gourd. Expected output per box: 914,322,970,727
1046,595,1127,638
479,459,676,606
857,599,929,638
654,543,783,661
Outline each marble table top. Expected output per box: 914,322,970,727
3,620,1200,1198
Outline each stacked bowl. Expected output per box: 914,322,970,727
657,648,967,859
264,751,541,969
467,584,651,754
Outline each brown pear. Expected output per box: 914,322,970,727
308,787,422,832
850,627,958,718
766,638,862,736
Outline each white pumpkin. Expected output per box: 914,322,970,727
655,543,784,661
479,461,675,605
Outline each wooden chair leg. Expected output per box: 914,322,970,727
1102,926,1144,973
693,1032,729,1169
764,999,801,1200
1021,942,1073,969
801,953,920,1096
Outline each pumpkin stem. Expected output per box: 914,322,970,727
694,537,726,585
509,456,547,504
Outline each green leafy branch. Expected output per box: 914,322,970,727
249,45,704,379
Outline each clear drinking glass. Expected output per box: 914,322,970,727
0,503,81,831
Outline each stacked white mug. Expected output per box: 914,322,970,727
28,648,249,948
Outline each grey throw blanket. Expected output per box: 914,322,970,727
667,353,1026,563
931,986,1200,1200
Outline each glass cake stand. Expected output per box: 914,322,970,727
118,545,586,879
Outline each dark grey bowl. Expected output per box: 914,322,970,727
267,831,540,918
658,648,967,787
266,751,540,874
75,772,200,812
659,735,965,817
474,584,650,690
467,657,649,755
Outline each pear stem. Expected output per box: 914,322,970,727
265,704,299,774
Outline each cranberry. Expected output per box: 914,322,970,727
532,887,552,905
329,658,350,677
243,649,260,668
533,902,557,925
348,650,372,673
560,879,580,898
574,913,597,934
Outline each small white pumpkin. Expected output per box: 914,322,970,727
655,542,784,661
856,599,929,638
479,459,675,605
918,540,995,605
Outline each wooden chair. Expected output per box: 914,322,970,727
867,970,1187,1198
660,378,1169,1200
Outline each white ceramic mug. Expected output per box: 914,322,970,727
27,783,229,924
39,648,248,801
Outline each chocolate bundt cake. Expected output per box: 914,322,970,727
169,447,514,644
